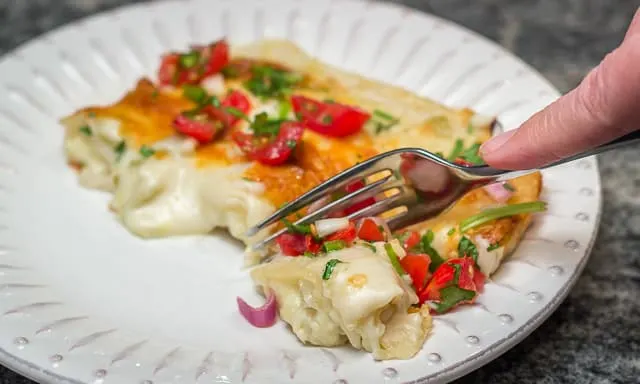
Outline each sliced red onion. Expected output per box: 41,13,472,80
356,216,391,239
314,217,350,238
404,158,451,193
483,182,513,203
237,289,278,328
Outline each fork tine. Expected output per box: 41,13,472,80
347,187,416,221
248,173,395,252
245,152,397,237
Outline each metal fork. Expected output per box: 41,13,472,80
247,129,640,251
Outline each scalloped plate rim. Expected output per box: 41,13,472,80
0,0,602,383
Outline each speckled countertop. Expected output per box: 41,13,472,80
0,0,638,383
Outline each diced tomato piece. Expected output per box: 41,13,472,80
402,231,421,251
158,54,181,86
221,90,251,126
400,253,431,291
357,218,385,242
447,258,477,291
305,235,322,254
418,257,485,310
421,262,457,302
291,95,370,137
157,39,230,86
199,40,230,78
343,180,376,215
325,222,357,245
454,158,475,167
173,113,222,143
232,121,304,165
276,233,307,256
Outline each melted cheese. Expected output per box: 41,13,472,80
61,39,511,266
251,244,432,360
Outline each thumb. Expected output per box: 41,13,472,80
480,8,640,170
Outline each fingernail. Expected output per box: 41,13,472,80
480,129,516,156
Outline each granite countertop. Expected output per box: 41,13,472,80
0,0,638,383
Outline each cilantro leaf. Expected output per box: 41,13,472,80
430,286,476,314
322,259,344,280
416,230,446,272
281,218,312,235
458,236,479,263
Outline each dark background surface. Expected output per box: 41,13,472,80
0,0,638,383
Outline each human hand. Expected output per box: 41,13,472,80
480,8,640,170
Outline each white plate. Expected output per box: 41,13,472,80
0,0,601,383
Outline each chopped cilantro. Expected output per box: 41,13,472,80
79,125,92,136
179,51,200,68
430,286,476,314
368,109,399,134
183,85,208,104
321,114,333,124
151,89,159,100
447,227,456,236
114,141,126,162
209,95,221,108
487,243,501,252
286,140,297,149
359,242,377,253
303,251,315,258
250,112,285,136
459,143,483,165
278,100,292,119
139,145,156,158
373,109,396,121
281,218,312,235
458,236,479,263
225,106,250,121
322,258,344,280
323,240,347,253
503,182,516,192
245,66,302,99
221,65,240,78
448,139,484,165
87,112,96,118
384,243,406,276
448,139,464,161
467,123,474,134
416,230,446,272
324,98,335,103
460,202,547,233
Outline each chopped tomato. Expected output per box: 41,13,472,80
343,180,376,216
399,230,421,251
157,39,230,86
400,253,431,291
221,90,251,126
173,113,223,144
357,218,385,242
305,235,322,254
454,158,475,167
325,222,357,245
276,233,306,256
199,40,230,78
232,121,304,166
291,95,371,137
158,54,183,86
421,262,457,302
447,258,480,291
419,257,485,312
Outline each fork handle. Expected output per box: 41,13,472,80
543,129,640,168
486,129,640,181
